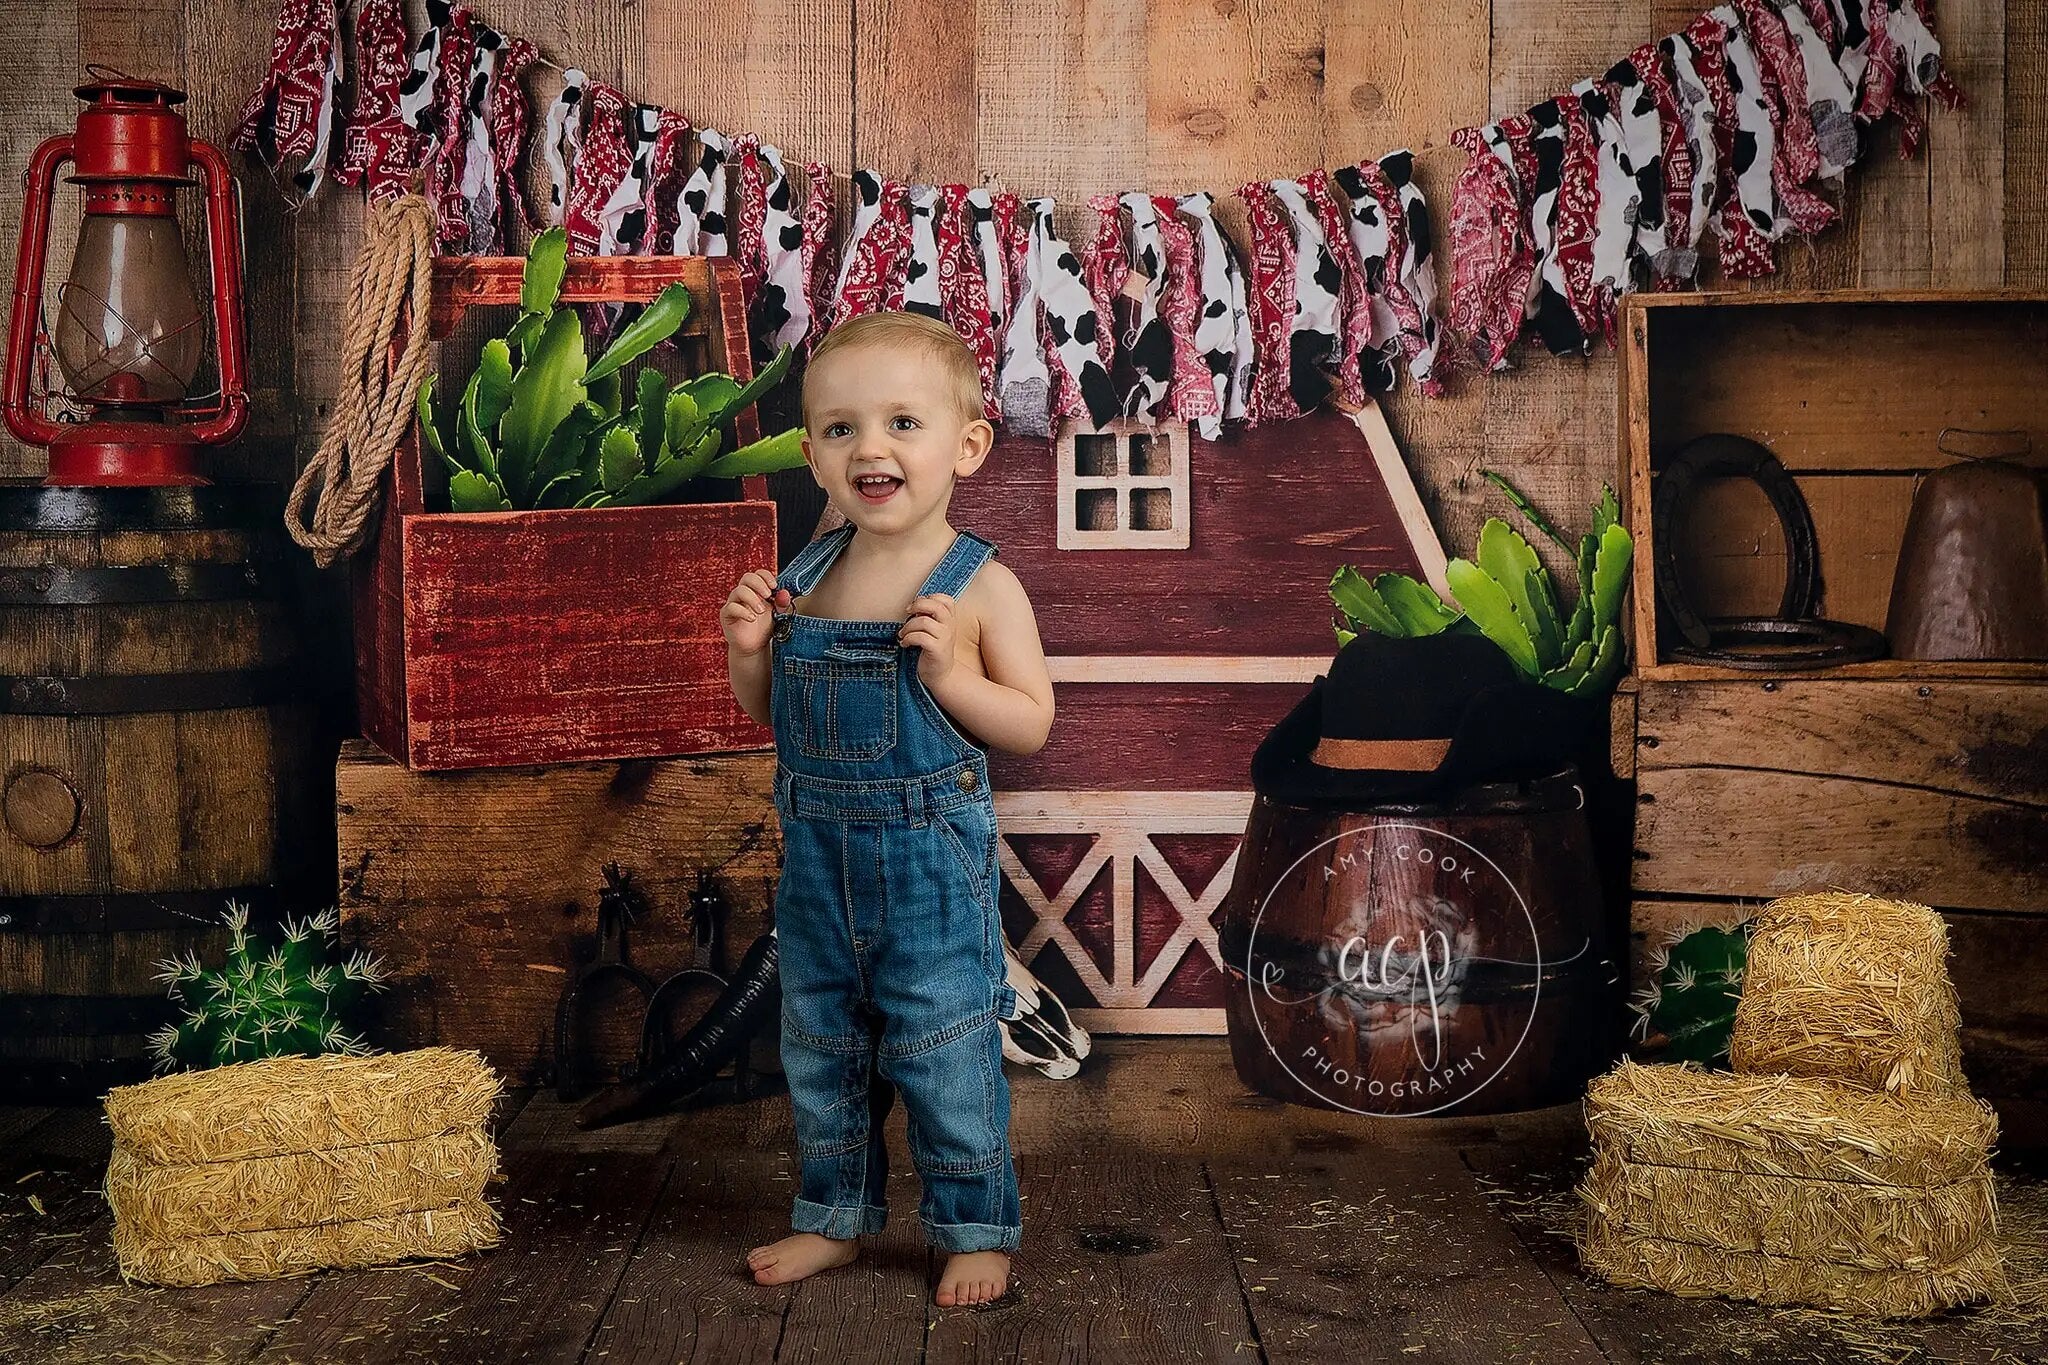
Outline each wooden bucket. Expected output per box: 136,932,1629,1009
1218,766,1620,1116
0,483,322,1096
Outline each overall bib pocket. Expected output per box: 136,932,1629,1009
785,646,899,761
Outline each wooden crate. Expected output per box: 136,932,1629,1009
352,256,776,771
335,740,781,1084
1614,291,2048,1107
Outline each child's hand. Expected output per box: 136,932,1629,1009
901,593,960,686
723,570,791,657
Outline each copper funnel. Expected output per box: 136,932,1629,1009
1885,460,2048,661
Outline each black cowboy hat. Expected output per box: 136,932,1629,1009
1250,630,1603,805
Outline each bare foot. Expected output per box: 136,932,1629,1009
935,1249,1011,1306
746,1232,859,1285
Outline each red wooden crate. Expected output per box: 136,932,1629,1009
352,255,777,770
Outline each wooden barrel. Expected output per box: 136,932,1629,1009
1218,766,1620,1116
0,483,322,1096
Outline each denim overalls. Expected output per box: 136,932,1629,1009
768,521,1022,1255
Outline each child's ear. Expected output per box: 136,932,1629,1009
955,418,995,479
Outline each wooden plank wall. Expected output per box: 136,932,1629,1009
3,0,2042,594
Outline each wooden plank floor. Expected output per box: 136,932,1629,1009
0,1039,2040,1365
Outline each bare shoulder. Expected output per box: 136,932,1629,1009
958,558,1034,628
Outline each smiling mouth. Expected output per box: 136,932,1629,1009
852,474,903,503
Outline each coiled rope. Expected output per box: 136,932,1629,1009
284,195,435,568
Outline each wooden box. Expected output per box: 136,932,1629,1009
352,256,776,771
1615,290,2048,1109
335,740,781,1084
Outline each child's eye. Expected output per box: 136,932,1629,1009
824,422,853,439
890,416,920,432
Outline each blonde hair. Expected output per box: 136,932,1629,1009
804,310,986,426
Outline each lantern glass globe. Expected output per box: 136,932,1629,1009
54,211,205,406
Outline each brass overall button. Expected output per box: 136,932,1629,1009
957,770,979,793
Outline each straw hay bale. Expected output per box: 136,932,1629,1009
113,1199,500,1288
1586,1060,1996,1187
105,1129,499,1240
104,1048,501,1165
1579,1151,1996,1271
1579,1216,2006,1318
1730,892,1964,1095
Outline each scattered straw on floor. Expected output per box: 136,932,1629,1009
103,1048,501,1165
1730,892,1963,1096
105,1128,499,1240
112,1199,500,1288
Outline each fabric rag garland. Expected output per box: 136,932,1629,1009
241,1,1492,432
230,0,343,201
1447,0,1961,364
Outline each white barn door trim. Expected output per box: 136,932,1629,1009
995,790,1250,1035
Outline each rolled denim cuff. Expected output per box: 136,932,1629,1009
925,1218,1022,1254
792,1197,888,1240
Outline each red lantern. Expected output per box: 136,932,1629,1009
3,73,248,486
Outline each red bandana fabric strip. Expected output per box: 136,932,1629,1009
1631,42,1698,285
1551,91,1607,343
487,37,539,248
231,0,343,200
1236,180,1302,425
1082,195,1128,382
1446,126,1523,371
800,162,837,349
423,7,478,252
937,185,1001,420
643,110,694,255
561,83,629,256
730,135,769,306
1301,171,1372,408
834,173,913,323
1151,194,1221,426
336,0,418,202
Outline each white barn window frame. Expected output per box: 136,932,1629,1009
1055,419,1192,550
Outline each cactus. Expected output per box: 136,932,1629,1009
1327,478,1633,697
1628,920,1752,1067
147,903,389,1072
419,226,810,513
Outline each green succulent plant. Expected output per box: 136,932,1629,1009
417,226,809,512
148,903,387,1072
1629,920,1752,1066
1328,475,1634,696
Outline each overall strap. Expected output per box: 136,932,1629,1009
775,522,857,598
918,529,999,600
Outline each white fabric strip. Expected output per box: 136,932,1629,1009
540,69,586,227
672,127,729,257
903,184,945,316
756,143,812,351
1177,191,1237,438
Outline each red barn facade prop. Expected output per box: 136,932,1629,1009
931,403,1448,1034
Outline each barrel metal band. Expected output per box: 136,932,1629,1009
0,483,278,532
1,666,299,714
0,562,278,605
0,886,282,933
